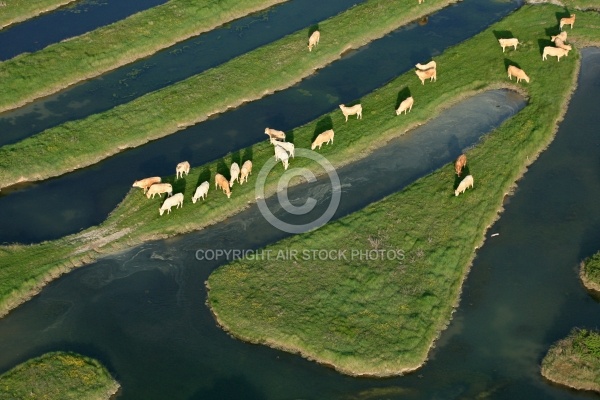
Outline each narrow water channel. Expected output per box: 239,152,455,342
0,89,526,400
0,0,521,244
0,0,168,61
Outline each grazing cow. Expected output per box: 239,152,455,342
274,145,289,170
240,160,253,184
264,127,286,141
146,183,173,199
270,138,295,158
454,154,467,176
229,162,240,187
159,193,184,215
176,161,190,179
415,61,436,71
551,31,567,43
215,173,231,198
308,30,320,52
396,96,414,115
455,175,474,197
542,46,569,61
560,14,575,31
507,65,530,83
554,38,572,52
192,181,210,203
311,129,335,150
132,176,161,194
498,38,520,52
415,68,437,85
339,104,362,122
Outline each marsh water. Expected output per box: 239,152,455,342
0,0,521,244
1,1,600,399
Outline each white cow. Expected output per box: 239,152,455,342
146,183,173,199
192,181,210,203
176,161,190,179
455,175,474,197
270,138,295,158
311,129,334,150
240,160,253,184
498,38,520,52
159,193,184,215
229,162,240,187
339,104,362,122
265,127,286,141
507,65,530,83
308,30,320,52
415,61,436,70
542,46,569,61
396,96,414,115
274,145,289,170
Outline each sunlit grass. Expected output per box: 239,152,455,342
0,352,119,400
0,0,457,188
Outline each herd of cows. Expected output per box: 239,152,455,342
132,14,576,214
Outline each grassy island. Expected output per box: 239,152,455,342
580,251,600,293
0,352,119,400
0,0,456,189
0,0,599,375
0,0,287,112
0,0,77,30
542,329,600,393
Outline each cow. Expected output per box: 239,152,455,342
507,65,530,83
240,160,253,184
146,183,173,199
176,161,190,179
396,96,414,115
215,173,231,198
311,129,334,150
159,193,184,215
132,177,161,194
455,175,474,196
192,181,210,203
339,104,362,122
308,30,320,52
454,154,467,176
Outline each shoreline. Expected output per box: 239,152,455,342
0,0,77,31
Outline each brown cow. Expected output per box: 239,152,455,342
132,176,161,194
455,154,467,176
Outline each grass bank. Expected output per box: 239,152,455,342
0,0,287,111
206,6,600,375
0,0,77,30
0,0,456,189
580,251,600,293
0,352,119,399
542,329,600,393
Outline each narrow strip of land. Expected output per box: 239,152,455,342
206,6,600,375
0,0,77,30
0,0,456,189
580,251,600,292
0,351,119,399
0,0,287,114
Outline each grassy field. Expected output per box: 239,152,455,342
580,251,600,292
0,0,456,189
0,0,287,112
0,0,77,30
206,5,600,375
0,352,119,399
542,329,600,393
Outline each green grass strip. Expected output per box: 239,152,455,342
542,328,600,393
0,352,119,399
205,5,600,375
0,0,77,30
0,0,456,189
0,0,287,112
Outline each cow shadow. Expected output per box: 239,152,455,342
195,166,211,189
216,157,229,178
308,24,319,38
395,87,412,111
242,146,253,163
172,175,187,195
537,38,554,55
544,26,561,38
286,128,295,144
504,58,521,71
313,116,334,142
493,30,514,40
230,150,241,166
